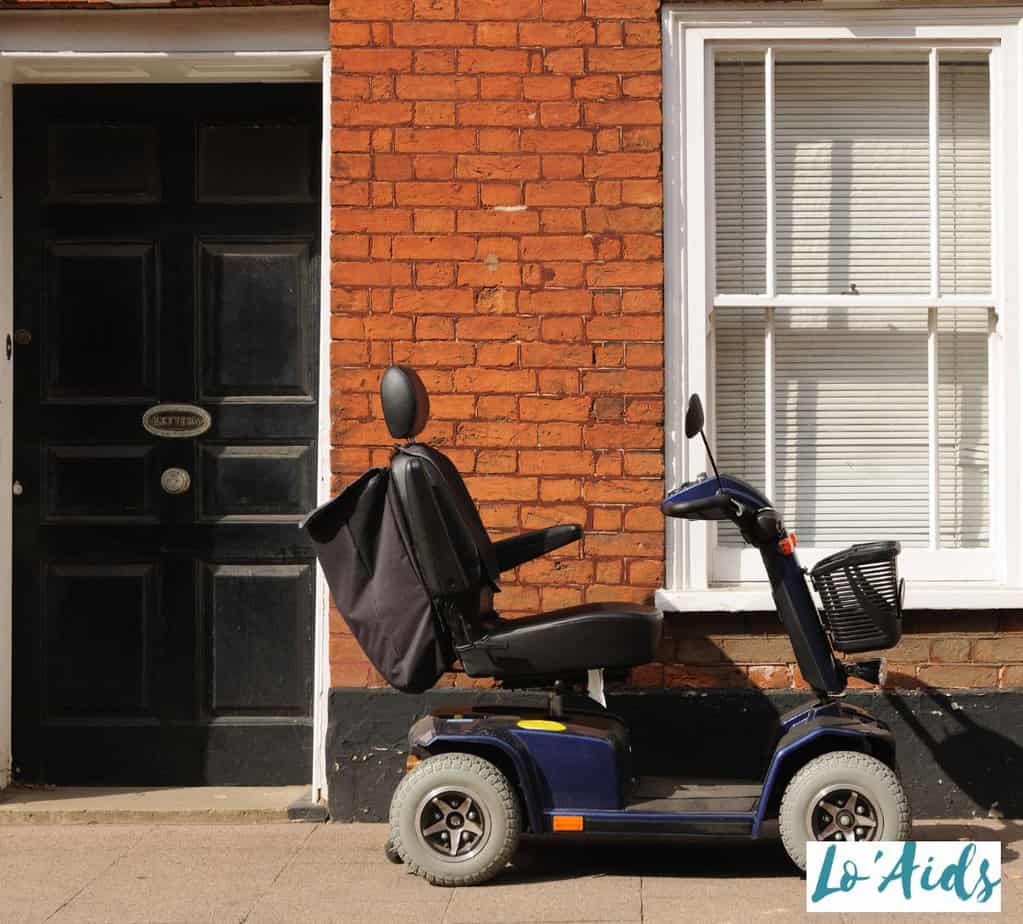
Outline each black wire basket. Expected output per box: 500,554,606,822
809,541,904,654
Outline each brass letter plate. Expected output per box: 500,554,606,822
142,404,212,439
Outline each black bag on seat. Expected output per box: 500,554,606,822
300,467,450,693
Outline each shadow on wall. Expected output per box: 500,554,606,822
326,680,1023,822
885,686,1023,819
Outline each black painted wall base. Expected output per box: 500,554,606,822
326,686,1023,822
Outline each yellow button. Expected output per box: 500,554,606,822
516,719,567,732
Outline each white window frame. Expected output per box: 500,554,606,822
659,6,1023,612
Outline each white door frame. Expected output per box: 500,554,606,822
0,6,332,800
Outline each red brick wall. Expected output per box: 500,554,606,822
325,0,1023,694
327,0,667,688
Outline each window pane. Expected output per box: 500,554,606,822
939,307,989,546
775,60,930,295
773,307,930,545
715,306,991,550
714,307,765,546
715,60,766,294
940,61,992,294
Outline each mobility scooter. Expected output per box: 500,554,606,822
304,365,910,886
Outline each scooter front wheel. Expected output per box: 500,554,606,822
388,752,521,886
779,750,911,871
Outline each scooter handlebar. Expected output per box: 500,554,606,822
661,491,738,521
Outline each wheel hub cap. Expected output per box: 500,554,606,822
810,788,880,843
416,789,488,860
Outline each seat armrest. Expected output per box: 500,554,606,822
493,524,582,573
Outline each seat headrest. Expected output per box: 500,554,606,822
381,365,430,440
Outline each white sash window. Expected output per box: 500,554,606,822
662,9,1023,608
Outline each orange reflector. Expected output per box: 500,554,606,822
779,532,798,556
405,754,420,772
552,815,584,832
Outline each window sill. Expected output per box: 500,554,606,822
656,584,1023,613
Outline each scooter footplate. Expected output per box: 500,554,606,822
625,778,762,814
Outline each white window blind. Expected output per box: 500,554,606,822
713,53,992,561
715,61,766,294
774,62,930,295
940,64,992,295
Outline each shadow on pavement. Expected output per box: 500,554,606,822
496,836,796,885
488,818,1023,886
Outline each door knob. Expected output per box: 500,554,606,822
160,468,191,495
12,480,23,496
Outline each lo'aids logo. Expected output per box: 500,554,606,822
806,841,1002,913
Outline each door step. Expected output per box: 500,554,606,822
0,785,320,824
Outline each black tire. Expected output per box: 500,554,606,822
779,750,911,871
388,753,521,886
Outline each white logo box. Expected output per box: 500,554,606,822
806,841,1002,913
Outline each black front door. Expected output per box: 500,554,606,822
12,84,321,784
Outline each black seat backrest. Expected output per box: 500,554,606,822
381,367,499,647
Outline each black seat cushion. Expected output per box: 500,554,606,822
462,603,663,678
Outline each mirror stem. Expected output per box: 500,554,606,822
699,428,723,491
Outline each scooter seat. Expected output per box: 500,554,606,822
464,602,663,679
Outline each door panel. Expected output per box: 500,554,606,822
198,443,316,521
196,121,315,203
203,562,313,715
199,240,315,399
44,444,158,523
44,242,158,400
48,122,161,204
43,563,156,718
13,84,320,784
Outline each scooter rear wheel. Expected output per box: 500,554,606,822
779,750,911,871
389,752,521,886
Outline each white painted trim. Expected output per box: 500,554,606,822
657,583,1023,614
714,294,995,309
713,546,996,584
927,50,942,551
764,47,776,300
661,11,686,593
929,47,941,301
0,8,329,58
0,80,12,790
763,306,775,503
312,51,332,806
662,5,1023,608
927,306,941,550
683,26,712,591
0,9,330,798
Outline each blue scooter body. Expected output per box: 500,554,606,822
409,696,895,838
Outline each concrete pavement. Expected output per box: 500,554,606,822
0,820,1018,923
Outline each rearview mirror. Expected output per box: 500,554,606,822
685,394,705,439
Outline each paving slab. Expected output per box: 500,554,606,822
0,819,1018,923
444,873,642,924
0,786,311,825
0,826,146,924
47,824,313,924
245,829,450,924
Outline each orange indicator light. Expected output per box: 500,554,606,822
552,815,584,832
779,533,798,556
